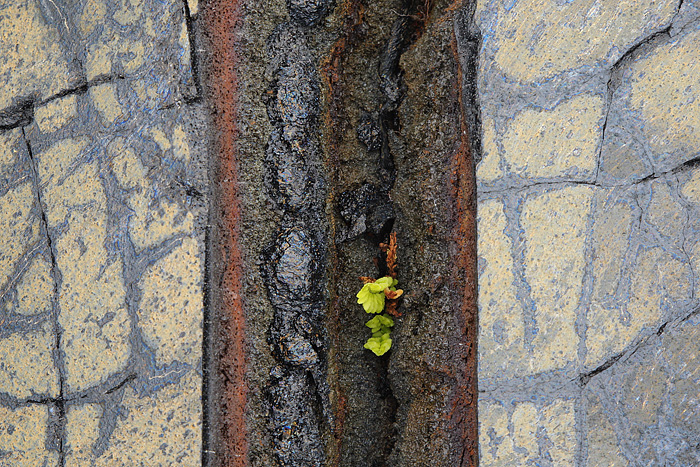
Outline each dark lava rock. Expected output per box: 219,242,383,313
263,225,323,310
266,60,319,144
286,0,333,27
264,129,311,211
336,183,395,242
356,113,382,152
268,369,324,467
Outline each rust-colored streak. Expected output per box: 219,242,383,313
200,0,248,465
448,32,479,467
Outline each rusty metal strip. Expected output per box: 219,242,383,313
200,0,248,465
449,4,480,466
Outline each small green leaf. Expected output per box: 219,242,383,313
357,283,385,314
364,333,392,356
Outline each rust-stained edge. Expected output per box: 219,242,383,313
200,0,249,466
448,2,480,466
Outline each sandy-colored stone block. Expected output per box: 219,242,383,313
74,0,194,102
629,29,700,172
476,117,503,184
585,391,630,466
0,322,59,398
108,137,194,251
66,404,102,467
188,0,198,15
138,237,203,366
662,319,700,442
590,190,635,303
501,94,604,181
480,398,576,466
94,372,201,466
35,95,79,134
486,0,677,83
521,186,595,373
479,401,528,466
0,405,58,467
601,28,700,181
588,242,692,366
38,150,131,392
0,129,23,176
0,183,41,292
89,84,124,125
478,198,526,379
646,180,685,245
0,0,79,110
15,256,53,316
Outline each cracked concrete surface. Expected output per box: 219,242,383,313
477,0,700,465
0,0,205,465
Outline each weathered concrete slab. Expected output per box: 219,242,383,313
0,1,205,464
476,0,700,464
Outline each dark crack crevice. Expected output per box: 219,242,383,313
21,128,66,466
578,304,700,386
182,0,203,103
482,154,700,196
0,74,128,134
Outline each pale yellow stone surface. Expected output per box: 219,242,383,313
0,183,41,292
590,190,634,303
501,95,604,179
0,405,58,467
15,256,53,316
662,322,700,435
622,362,667,427
0,0,76,110
150,128,172,152
681,168,700,203
478,199,526,378
588,246,692,366
90,84,124,124
479,401,528,466
108,138,194,251
138,237,203,365
491,0,677,82
188,0,199,15
480,399,576,466
66,404,103,467
78,0,108,37
114,0,144,26
646,180,684,242
0,129,22,175
110,142,147,189
521,186,595,373
0,322,59,398
586,189,634,366
475,117,502,183
35,95,78,134
95,372,202,466
630,29,700,166
539,400,576,464
38,151,131,392
586,392,630,466
172,125,191,161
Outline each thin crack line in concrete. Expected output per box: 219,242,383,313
22,128,67,466
480,154,700,195
578,304,700,386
